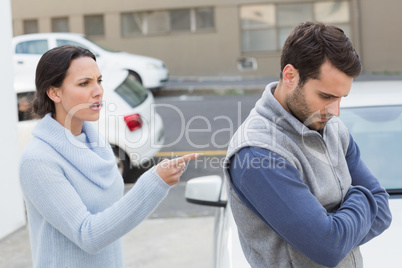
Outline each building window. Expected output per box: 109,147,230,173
121,13,144,36
52,17,69,32
121,7,215,37
315,1,351,36
240,4,276,52
170,9,191,32
240,1,351,53
84,15,105,37
147,11,169,34
195,7,215,31
23,19,38,34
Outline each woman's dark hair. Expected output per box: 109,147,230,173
280,21,361,87
32,45,96,118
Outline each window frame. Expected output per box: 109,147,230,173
51,17,70,33
240,0,352,53
84,14,105,37
23,19,39,34
121,7,215,37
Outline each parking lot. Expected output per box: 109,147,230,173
0,215,215,268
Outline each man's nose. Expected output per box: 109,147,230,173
326,99,341,116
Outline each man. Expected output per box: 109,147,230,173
224,21,392,267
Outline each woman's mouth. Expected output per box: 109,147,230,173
90,102,103,111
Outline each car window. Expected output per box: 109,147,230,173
340,105,402,192
15,40,48,54
114,74,148,108
17,92,35,121
56,39,90,50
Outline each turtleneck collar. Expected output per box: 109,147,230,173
255,82,331,137
32,113,119,189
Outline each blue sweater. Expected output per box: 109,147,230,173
19,114,171,267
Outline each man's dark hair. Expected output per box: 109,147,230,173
32,45,96,118
280,21,361,87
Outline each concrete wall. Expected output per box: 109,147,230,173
10,0,402,77
359,0,402,74
0,0,27,240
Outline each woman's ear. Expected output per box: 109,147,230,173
282,64,299,89
46,87,61,103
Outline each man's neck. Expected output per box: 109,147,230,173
272,81,291,114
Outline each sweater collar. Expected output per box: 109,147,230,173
255,82,328,137
32,113,118,189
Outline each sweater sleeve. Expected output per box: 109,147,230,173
19,158,171,254
346,133,392,245
229,147,379,267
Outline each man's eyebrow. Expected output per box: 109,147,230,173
319,91,348,98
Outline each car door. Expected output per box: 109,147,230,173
13,39,49,79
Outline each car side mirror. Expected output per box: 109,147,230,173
185,175,227,207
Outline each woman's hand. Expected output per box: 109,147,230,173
155,153,199,186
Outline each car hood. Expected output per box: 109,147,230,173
14,73,36,94
360,197,402,267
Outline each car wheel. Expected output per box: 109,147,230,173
112,146,131,183
128,70,142,85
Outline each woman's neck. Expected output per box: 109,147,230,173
53,112,84,136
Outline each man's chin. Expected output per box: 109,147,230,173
306,121,327,131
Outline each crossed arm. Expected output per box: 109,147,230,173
229,135,391,267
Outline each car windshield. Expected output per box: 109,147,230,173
114,74,148,108
340,105,402,193
56,39,91,50
84,37,117,52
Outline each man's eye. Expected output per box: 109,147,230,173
321,94,332,99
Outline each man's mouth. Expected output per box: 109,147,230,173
320,117,330,122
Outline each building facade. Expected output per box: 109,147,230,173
11,0,402,78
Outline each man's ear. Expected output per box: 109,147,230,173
282,64,299,88
46,87,61,103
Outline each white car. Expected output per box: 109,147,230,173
185,80,402,268
16,69,165,183
12,32,169,91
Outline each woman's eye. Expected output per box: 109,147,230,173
79,81,88,86
98,79,103,84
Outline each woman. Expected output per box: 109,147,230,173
19,45,198,267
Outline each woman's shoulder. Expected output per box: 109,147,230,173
20,137,60,164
